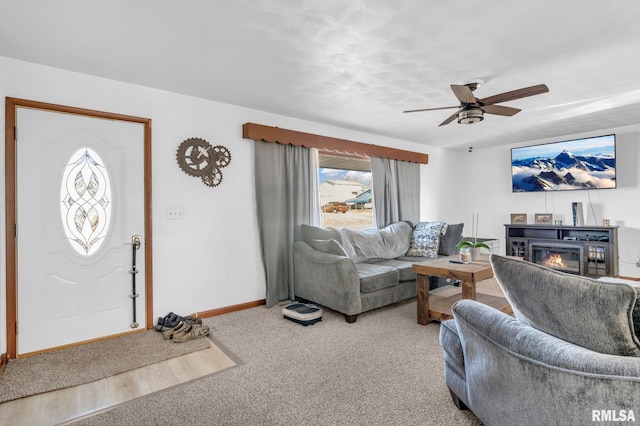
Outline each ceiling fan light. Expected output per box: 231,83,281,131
457,108,484,124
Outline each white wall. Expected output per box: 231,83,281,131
445,127,640,278
0,56,441,353
419,146,460,221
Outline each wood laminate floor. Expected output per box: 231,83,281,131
0,340,235,426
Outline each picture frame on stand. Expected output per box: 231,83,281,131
535,213,553,224
510,213,527,224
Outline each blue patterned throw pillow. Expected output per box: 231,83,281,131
406,222,447,257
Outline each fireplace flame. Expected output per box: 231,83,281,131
545,253,567,268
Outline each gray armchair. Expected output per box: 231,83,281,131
440,255,640,426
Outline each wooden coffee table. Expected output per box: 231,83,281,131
412,254,511,325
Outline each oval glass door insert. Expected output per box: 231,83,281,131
60,148,112,256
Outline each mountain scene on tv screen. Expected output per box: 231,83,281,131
512,149,616,192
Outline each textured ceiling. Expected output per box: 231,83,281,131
1,1,640,151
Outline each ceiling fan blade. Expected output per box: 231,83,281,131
450,84,477,104
438,109,462,126
479,84,549,106
403,105,459,113
482,104,521,116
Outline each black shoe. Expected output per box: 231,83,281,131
156,312,179,331
162,313,184,330
154,316,166,331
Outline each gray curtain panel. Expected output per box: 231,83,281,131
254,142,319,307
371,157,420,228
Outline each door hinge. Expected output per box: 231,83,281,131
15,322,18,334
14,126,17,142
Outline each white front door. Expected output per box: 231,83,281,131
16,106,147,355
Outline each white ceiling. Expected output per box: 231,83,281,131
2,1,640,151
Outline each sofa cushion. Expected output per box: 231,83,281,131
439,223,464,256
301,224,340,245
491,254,640,357
301,225,358,260
309,239,348,257
406,222,446,257
343,222,413,263
335,229,358,260
599,277,640,344
378,221,413,258
343,228,385,263
355,263,399,293
367,259,417,282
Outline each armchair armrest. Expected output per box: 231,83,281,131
292,241,362,315
451,299,640,425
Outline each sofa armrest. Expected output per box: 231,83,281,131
293,241,362,315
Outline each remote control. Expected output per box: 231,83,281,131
449,260,465,264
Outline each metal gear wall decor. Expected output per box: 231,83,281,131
202,168,223,187
176,137,232,187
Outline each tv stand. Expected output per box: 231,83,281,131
505,224,618,278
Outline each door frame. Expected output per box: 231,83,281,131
5,97,153,359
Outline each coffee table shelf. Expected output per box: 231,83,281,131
427,290,511,322
412,254,511,324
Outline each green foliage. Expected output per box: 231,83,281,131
456,240,491,251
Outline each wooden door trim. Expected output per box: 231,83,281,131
4,97,153,359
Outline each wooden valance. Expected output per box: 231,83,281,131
242,122,428,164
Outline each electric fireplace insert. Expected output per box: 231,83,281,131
530,243,583,275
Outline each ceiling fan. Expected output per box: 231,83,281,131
403,82,549,126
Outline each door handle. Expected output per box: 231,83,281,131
129,234,142,328
132,235,141,250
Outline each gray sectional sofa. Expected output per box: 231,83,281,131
293,221,463,322
440,254,640,426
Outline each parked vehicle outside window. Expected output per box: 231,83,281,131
322,201,349,213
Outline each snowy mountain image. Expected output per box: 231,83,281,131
512,140,616,192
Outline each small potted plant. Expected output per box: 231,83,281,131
455,213,490,261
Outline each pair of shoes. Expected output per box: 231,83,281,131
156,313,202,332
156,312,203,333
162,321,189,340
173,323,210,343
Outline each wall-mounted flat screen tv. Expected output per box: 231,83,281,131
511,134,616,192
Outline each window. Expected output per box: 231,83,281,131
318,153,373,230
60,148,112,256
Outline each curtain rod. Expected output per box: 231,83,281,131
242,123,428,164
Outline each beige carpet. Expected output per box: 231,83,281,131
72,279,505,425
0,328,211,403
